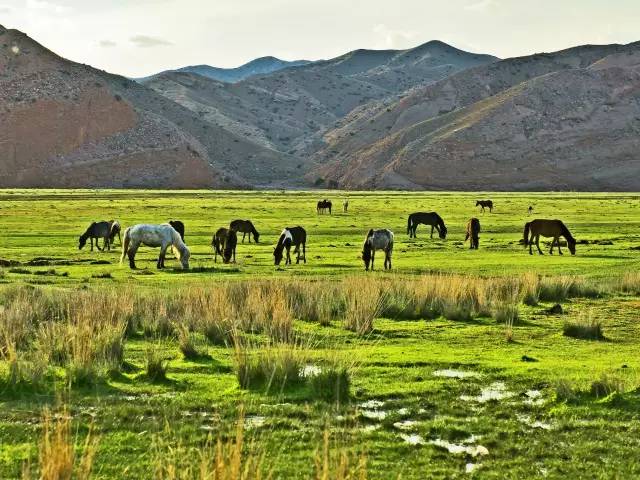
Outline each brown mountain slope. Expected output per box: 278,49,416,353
142,42,497,176
312,42,640,190
0,25,291,188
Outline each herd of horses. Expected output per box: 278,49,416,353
77,198,577,271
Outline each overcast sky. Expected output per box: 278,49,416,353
2,0,639,77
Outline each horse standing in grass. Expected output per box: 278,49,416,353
168,220,185,241
79,221,113,251
230,219,260,243
121,224,190,269
212,227,237,264
362,229,394,271
465,218,481,249
523,219,576,255
407,212,447,239
317,199,332,214
274,227,307,265
528,206,534,215
343,199,349,213
109,220,122,246
476,200,493,213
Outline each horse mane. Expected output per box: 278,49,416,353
560,222,575,242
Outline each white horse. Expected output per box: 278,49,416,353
362,229,394,271
120,224,190,270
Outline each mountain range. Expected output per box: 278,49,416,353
1,23,639,190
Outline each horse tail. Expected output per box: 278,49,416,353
523,222,531,248
120,227,131,264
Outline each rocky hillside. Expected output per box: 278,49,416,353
0,25,290,188
311,42,640,190
142,42,497,172
142,56,311,83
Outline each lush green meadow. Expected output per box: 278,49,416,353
0,190,639,479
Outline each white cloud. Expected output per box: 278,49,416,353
130,34,172,48
98,39,117,48
26,0,72,14
373,24,419,49
464,0,498,12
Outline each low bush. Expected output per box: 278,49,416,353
563,317,604,340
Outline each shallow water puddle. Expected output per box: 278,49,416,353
517,414,552,430
361,409,387,420
300,364,322,377
361,424,381,433
429,439,489,457
460,382,514,403
393,420,418,431
466,463,480,473
359,399,385,409
523,390,545,406
400,433,425,445
244,415,266,430
433,369,480,379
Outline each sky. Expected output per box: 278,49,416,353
2,0,639,77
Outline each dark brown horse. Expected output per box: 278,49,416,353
212,227,237,264
476,200,493,213
407,212,447,239
465,218,481,249
79,221,113,251
230,219,260,243
317,199,332,214
168,220,185,241
524,219,576,255
274,227,307,265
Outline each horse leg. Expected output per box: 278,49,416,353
128,241,140,269
242,232,246,243
371,250,375,271
303,242,306,264
158,244,168,269
528,233,533,255
549,237,556,255
536,235,543,255
286,246,291,265
558,238,564,255
430,226,434,239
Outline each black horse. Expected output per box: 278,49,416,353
169,220,185,241
79,221,113,251
317,200,332,215
465,218,481,249
407,212,447,239
230,219,260,243
274,227,307,265
212,227,237,264
476,200,493,213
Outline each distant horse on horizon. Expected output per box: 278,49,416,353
79,221,114,251
465,218,481,249
230,219,260,243
121,223,190,269
317,199,332,215
407,212,447,239
362,228,394,271
274,226,307,265
523,219,576,256
343,199,349,213
476,200,493,213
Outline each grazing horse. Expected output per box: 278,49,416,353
79,221,113,251
407,212,447,239
362,229,394,271
274,226,307,265
109,220,122,246
230,219,260,243
168,220,185,241
528,206,534,215
317,199,332,215
120,224,190,269
476,200,493,213
523,219,576,256
465,218,481,249
212,227,237,264
343,199,349,213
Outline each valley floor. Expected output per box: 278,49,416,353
0,190,639,479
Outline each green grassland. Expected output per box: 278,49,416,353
0,190,639,479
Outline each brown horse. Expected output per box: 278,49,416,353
523,219,576,255
476,200,493,213
212,227,237,263
407,212,447,239
317,199,332,215
465,218,481,249
229,219,260,243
